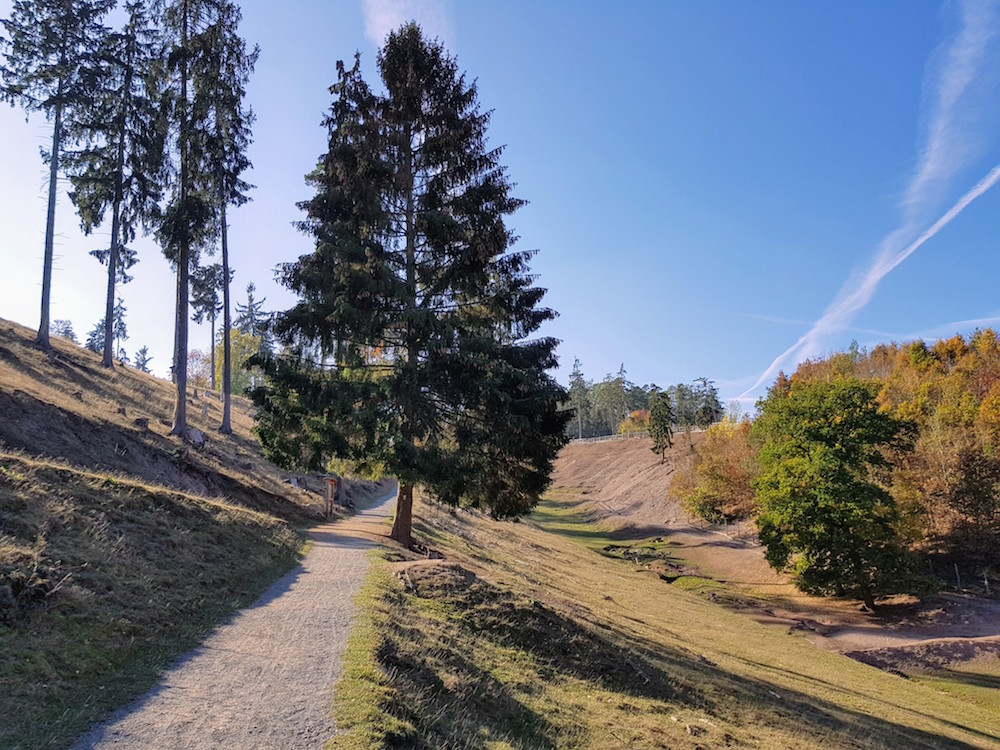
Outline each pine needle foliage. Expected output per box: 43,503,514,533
253,24,569,546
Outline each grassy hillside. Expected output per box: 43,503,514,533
0,319,335,749
332,484,1000,748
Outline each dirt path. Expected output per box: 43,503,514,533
73,484,398,750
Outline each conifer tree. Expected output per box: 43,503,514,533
0,0,114,348
64,0,163,368
568,357,590,439
194,0,255,432
191,262,227,390
254,25,570,547
234,282,269,349
134,344,152,372
155,0,245,435
649,388,674,462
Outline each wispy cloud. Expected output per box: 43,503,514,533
742,0,1000,398
361,0,452,48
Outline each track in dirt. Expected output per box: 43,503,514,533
73,485,398,750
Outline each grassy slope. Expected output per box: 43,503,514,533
333,488,1000,749
0,319,323,749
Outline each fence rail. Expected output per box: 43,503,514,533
569,430,650,444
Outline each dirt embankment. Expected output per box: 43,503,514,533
553,437,1000,670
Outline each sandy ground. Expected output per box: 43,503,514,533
72,484,398,750
553,438,1000,669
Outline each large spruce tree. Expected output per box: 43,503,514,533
0,0,114,349
254,25,569,547
65,0,163,368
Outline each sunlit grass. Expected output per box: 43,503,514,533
331,490,1000,748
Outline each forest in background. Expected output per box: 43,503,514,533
564,359,724,439
672,330,1000,597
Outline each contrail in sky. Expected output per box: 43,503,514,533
742,163,1000,396
741,0,1000,399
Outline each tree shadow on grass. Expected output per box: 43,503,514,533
393,562,997,750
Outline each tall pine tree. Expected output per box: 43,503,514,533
255,25,569,547
196,0,255,433
0,0,114,348
155,0,246,435
65,0,163,368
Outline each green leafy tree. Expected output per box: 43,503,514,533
648,388,674,462
751,378,917,609
214,328,261,396
254,25,570,547
1,0,114,348
134,344,152,372
65,0,163,368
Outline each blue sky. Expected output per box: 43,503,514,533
3,1,1000,406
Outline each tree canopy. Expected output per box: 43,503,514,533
253,24,569,546
751,378,916,609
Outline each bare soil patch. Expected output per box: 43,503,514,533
553,438,1000,672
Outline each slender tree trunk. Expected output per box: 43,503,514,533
219,201,233,433
102,130,127,368
209,311,216,392
170,3,190,436
36,91,64,350
391,124,417,549
103,59,133,368
390,482,414,547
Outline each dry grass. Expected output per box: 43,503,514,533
0,318,343,749
332,491,1000,749
0,319,324,524
0,451,303,749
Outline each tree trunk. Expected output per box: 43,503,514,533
103,60,131,368
209,311,216,392
219,201,233,434
170,3,190,436
36,92,64,350
396,125,418,548
390,482,414,548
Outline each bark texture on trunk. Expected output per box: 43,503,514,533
390,483,414,548
170,3,190,436
219,201,232,434
36,95,63,350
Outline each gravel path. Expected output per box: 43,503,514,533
73,485,397,750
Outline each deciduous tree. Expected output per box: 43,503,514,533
752,378,917,609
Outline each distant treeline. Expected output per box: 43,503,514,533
565,360,724,438
672,331,1000,605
